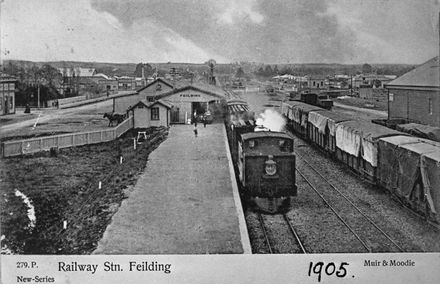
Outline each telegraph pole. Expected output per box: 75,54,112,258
37,83,40,109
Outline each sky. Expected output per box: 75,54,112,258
1,0,439,64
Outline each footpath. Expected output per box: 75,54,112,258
94,123,251,254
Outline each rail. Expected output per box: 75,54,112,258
1,116,134,157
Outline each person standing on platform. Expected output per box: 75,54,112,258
194,124,198,138
203,117,207,128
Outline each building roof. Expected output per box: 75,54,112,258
137,78,174,92
154,83,227,100
308,75,326,80
130,99,172,110
93,73,112,80
386,57,439,88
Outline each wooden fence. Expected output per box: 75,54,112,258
1,116,134,157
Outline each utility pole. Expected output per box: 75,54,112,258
37,83,40,109
350,75,353,96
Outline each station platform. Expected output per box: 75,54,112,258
94,123,251,254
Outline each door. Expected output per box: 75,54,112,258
4,97,9,114
171,106,180,123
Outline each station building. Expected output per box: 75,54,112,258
151,83,227,124
128,99,172,128
113,78,174,113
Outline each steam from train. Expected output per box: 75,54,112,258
255,109,286,132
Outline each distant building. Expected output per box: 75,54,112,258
385,57,440,127
0,72,17,115
115,76,135,91
57,67,96,96
359,85,374,99
353,74,397,89
308,75,326,89
90,73,118,94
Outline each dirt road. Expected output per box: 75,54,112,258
0,100,113,139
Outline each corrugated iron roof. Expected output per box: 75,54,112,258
130,99,172,110
137,78,174,92
154,84,227,100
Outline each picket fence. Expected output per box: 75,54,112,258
2,116,134,157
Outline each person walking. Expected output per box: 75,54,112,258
203,116,207,128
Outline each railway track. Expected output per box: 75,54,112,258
291,134,406,253
256,213,307,254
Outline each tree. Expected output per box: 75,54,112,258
280,66,292,75
235,67,245,78
273,65,279,75
362,63,372,74
264,65,273,77
134,63,154,77
40,64,61,87
256,66,264,76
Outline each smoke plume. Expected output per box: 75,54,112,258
256,109,286,132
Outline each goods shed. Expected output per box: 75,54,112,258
335,120,403,181
378,136,440,221
152,84,227,124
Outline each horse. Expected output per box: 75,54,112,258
103,112,126,127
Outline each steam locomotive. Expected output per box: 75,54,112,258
225,99,297,213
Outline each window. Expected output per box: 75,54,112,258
389,93,394,102
429,98,433,115
151,107,159,120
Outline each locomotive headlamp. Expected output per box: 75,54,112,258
265,155,277,176
249,140,255,148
